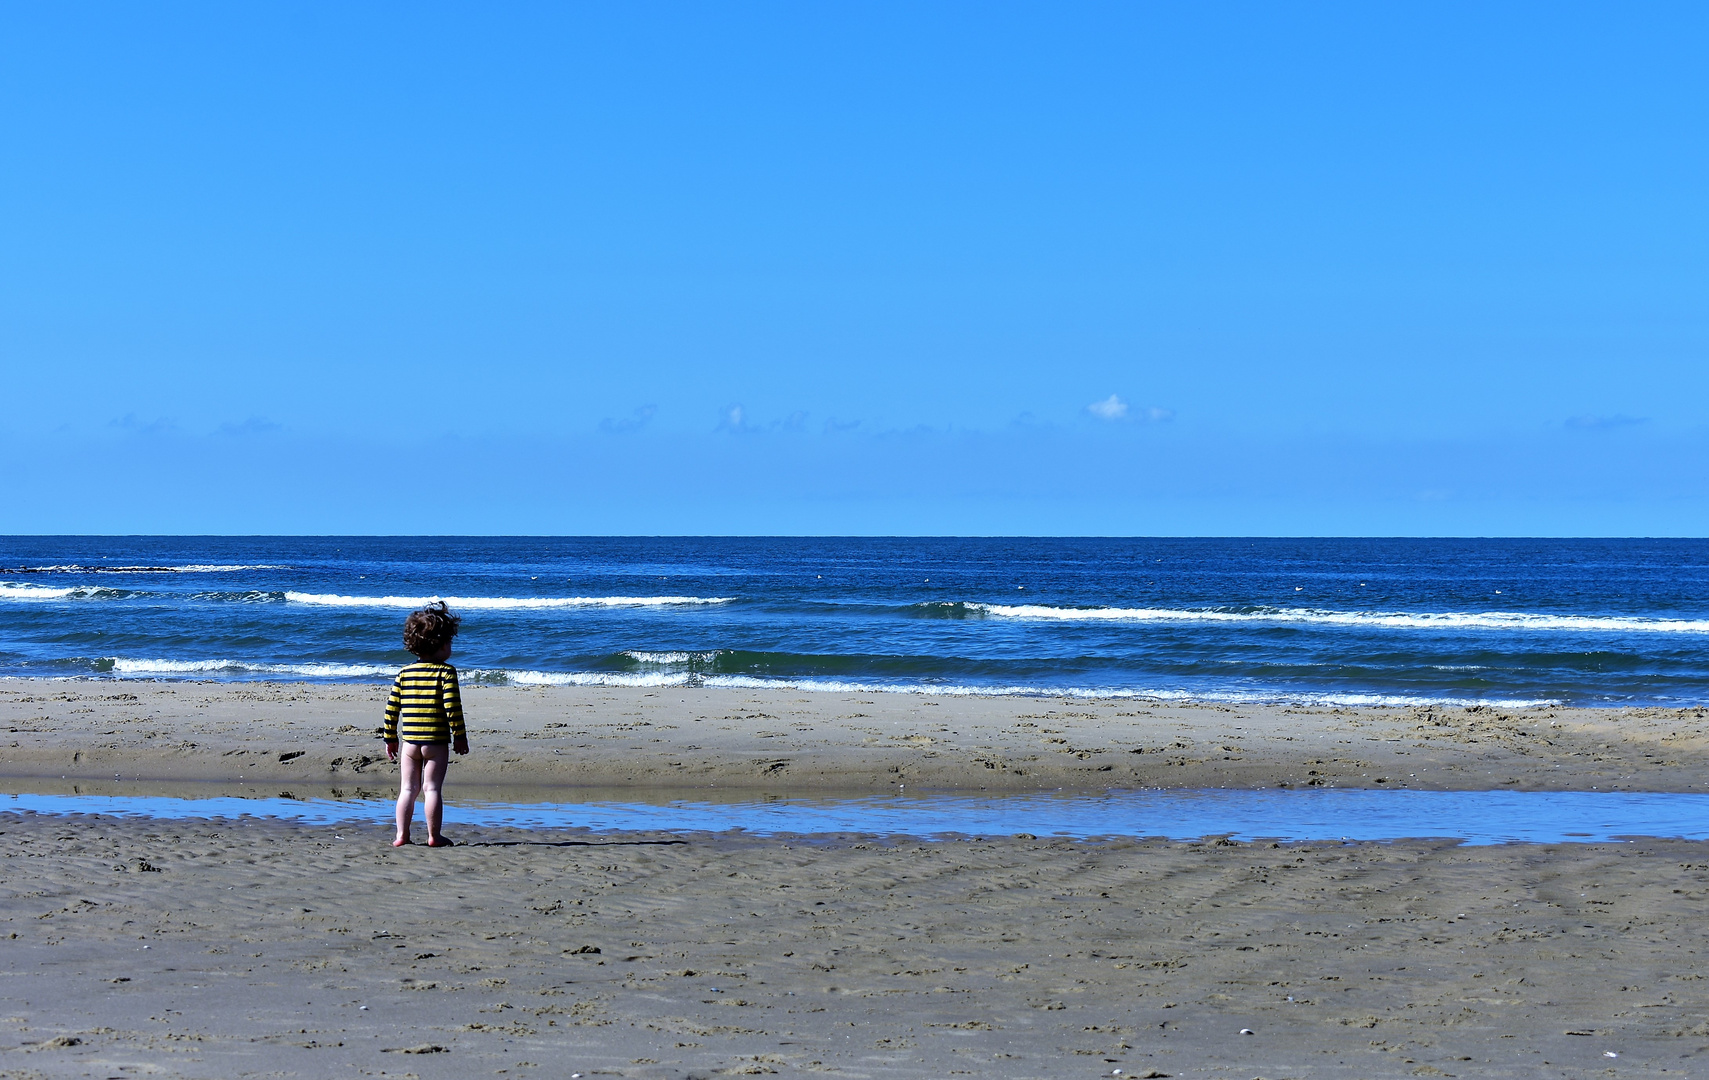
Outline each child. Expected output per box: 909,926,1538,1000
383,601,469,847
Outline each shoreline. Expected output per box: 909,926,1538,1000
4,678,1706,797
7,670,1573,713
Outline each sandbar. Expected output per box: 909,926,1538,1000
3,681,1706,797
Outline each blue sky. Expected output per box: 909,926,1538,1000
3,3,1705,535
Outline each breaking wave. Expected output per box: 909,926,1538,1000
961,602,1709,634
621,650,724,665
468,669,699,688
461,668,1558,708
0,582,136,602
102,658,396,678
284,592,734,610
10,564,288,573
57,653,1564,706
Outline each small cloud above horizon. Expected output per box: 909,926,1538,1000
718,405,810,434
1086,395,1174,423
1565,413,1647,430
599,405,657,434
216,416,283,437
717,404,750,433
108,413,176,434
1086,394,1128,421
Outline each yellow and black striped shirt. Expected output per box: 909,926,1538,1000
383,662,466,745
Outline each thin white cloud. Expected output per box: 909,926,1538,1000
717,405,748,432
717,405,812,434
1086,394,1128,421
1086,396,1174,423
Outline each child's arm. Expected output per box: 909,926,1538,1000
444,666,469,755
383,674,403,761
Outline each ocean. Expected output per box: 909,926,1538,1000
2,536,1707,708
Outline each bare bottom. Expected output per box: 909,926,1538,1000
4,813,1707,1078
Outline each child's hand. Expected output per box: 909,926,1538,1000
385,740,399,762
453,735,470,756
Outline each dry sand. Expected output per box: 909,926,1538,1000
3,681,1709,1078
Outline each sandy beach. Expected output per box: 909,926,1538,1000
4,682,1709,1078
4,681,1707,797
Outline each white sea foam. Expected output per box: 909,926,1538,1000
699,677,1559,709
481,669,694,688
284,592,733,610
969,603,1709,634
466,668,1558,708
22,564,287,573
264,662,396,678
697,678,1557,709
110,658,237,674
0,582,127,601
173,564,290,572
621,650,722,665
1118,687,1560,709
109,658,396,678
1,583,81,601
190,590,285,603
66,654,1565,708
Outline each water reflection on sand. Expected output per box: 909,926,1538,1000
7,787,1709,845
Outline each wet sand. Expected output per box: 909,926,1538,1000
3,681,1709,1077
3,681,1708,797
6,816,1709,1078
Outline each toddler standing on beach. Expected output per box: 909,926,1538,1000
383,601,469,847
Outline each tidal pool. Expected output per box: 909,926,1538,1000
5,788,1709,845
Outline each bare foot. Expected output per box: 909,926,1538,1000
426,837,455,848
392,836,411,847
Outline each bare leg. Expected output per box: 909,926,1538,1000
420,743,452,846
394,743,425,846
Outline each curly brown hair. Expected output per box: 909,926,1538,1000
402,601,461,658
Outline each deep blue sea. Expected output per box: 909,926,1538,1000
3,536,1708,708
